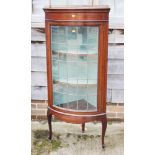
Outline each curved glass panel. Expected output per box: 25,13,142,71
51,26,98,111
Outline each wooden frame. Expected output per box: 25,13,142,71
44,6,110,148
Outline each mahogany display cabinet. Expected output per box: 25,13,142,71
44,6,110,148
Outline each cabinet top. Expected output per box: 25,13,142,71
43,5,110,12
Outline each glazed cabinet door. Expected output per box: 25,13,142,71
51,25,100,112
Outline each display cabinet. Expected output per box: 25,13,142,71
44,6,110,148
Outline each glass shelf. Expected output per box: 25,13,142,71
53,79,97,85
51,26,99,111
52,53,98,63
52,43,98,55
53,82,97,95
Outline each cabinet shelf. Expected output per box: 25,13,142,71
53,90,96,96
51,43,98,55
52,42,97,46
52,50,98,55
53,79,97,85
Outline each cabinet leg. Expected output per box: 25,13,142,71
47,109,52,140
102,118,107,148
82,123,85,133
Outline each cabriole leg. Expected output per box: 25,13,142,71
82,123,85,133
102,117,107,148
47,109,52,140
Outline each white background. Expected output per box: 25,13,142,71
0,0,155,154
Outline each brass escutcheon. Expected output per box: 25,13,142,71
72,14,76,18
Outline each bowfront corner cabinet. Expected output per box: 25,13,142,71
44,6,110,148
